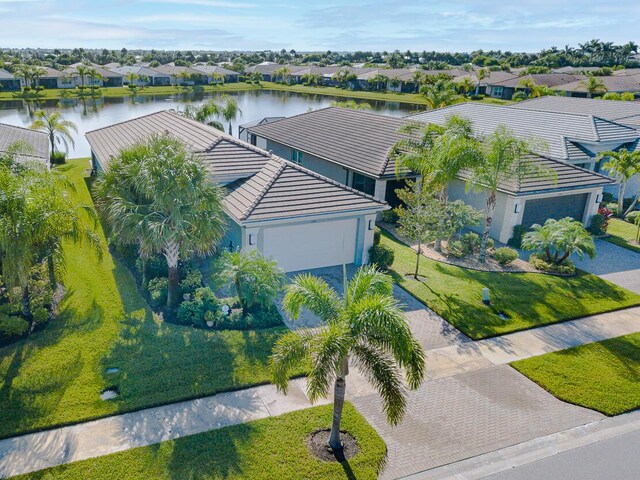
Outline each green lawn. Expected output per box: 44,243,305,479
512,332,640,416
0,81,513,107
0,159,294,439
380,230,640,339
12,403,386,480
603,218,640,254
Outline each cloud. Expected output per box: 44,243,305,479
139,0,257,8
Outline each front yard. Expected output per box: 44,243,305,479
511,332,640,416
380,230,640,339
11,404,386,480
603,218,640,254
0,159,295,439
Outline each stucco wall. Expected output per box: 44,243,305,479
265,140,349,184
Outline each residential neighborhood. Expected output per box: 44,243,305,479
1,7,640,480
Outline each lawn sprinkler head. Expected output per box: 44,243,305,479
482,287,491,305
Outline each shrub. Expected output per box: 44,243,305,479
176,287,221,327
381,209,398,224
522,218,595,265
373,227,381,246
179,269,203,296
606,202,620,216
461,232,481,254
49,151,66,165
602,92,621,100
215,305,284,330
469,94,485,100
486,238,495,251
507,224,528,249
621,92,636,101
135,255,168,282
176,299,203,326
590,207,612,235
147,277,168,308
368,244,394,270
32,307,50,325
625,210,640,224
511,91,528,101
0,314,29,338
447,240,466,258
28,264,53,311
529,253,575,275
493,247,519,265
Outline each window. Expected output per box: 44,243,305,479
250,134,257,146
352,172,376,196
492,86,504,98
291,149,303,164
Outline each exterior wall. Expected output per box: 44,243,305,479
0,78,22,91
220,215,242,252
265,140,349,184
57,77,75,88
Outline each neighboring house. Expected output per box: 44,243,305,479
0,69,22,91
192,65,239,83
152,65,205,85
85,110,386,272
485,73,584,100
238,117,285,144
35,67,75,89
64,63,124,87
0,123,50,166
554,74,640,97
243,62,281,81
109,66,171,86
247,107,417,206
455,70,518,95
412,103,630,240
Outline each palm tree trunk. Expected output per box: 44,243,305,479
228,122,232,136
164,241,180,310
49,133,55,155
328,357,349,450
141,257,149,288
618,182,626,216
479,191,497,263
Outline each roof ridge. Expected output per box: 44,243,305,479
85,109,179,135
240,157,288,220
0,122,48,137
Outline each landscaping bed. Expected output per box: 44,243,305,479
0,159,296,439
511,332,640,416
11,403,386,480
379,229,640,340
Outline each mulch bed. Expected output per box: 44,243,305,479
307,429,359,462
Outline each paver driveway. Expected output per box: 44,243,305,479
573,239,640,294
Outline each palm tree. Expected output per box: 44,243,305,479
75,64,89,89
180,101,224,130
86,67,103,89
598,148,640,216
522,218,595,265
30,110,78,159
581,74,607,98
125,72,139,86
30,66,47,88
420,79,462,109
456,77,475,97
475,68,488,95
466,126,555,262
270,266,425,451
219,95,242,136
412,70,423,92
94,134,226,309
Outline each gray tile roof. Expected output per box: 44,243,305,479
554,75,640,93
456,153,613,195
224,156,386,223
489,73,584,88
109,66,171,78
0,68,16,79
410,103,639,162
64,63,123,78
191,65,239,76
85,110,270,178
0,123,49,163
455,71,518,86
248,107,412,178
152,65,203,76
515,96,640,129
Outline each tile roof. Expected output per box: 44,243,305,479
0,69,15,79
489,73,584,88
554,75,640,93
64,63,123,78
85,110,270,178
152,65,203,76
248,107,412,178
224,156,386,223
455,71,518,86
109,66,171,78
410,103,639,161
191,65,239,76
456,153,613,195
0,123,49,163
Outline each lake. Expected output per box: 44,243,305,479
0,90,423,158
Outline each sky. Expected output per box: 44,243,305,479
0,0,639,53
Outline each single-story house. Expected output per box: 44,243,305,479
85,110,386,272
0,69,22,91
485,73,584,100
243,62,282,82
246,107,417,206
109,66,172,86
238,117,286,144
553,74,640,97
454,70,518,95
0,122,50,166
33,67,75,89
412,103,632,240
191,65,239,84
152,65,205,85
64,63,124,87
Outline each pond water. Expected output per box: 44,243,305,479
0,90,423,158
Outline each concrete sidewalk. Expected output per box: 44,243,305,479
2,306,639,479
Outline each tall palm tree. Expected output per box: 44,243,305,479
220,95,242,136
30,110,78,158
581,74,607,98
270,266,425,451
412,70,423,93
466,126,555,262
456,77,475,96
179,100,224,130
598,148,640,216
420,79,462,109
94,134,227,309
475,68,488,95
86,67,103,89
75,64,89,89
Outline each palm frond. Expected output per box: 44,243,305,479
283,273,341,323
306,323,350,403
347,265,394,304
269,330,314,393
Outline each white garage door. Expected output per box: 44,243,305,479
262,218,358,272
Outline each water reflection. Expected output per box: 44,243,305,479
0,90,422,158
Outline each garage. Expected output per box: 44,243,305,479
521,193,588,228
262,218,359,272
